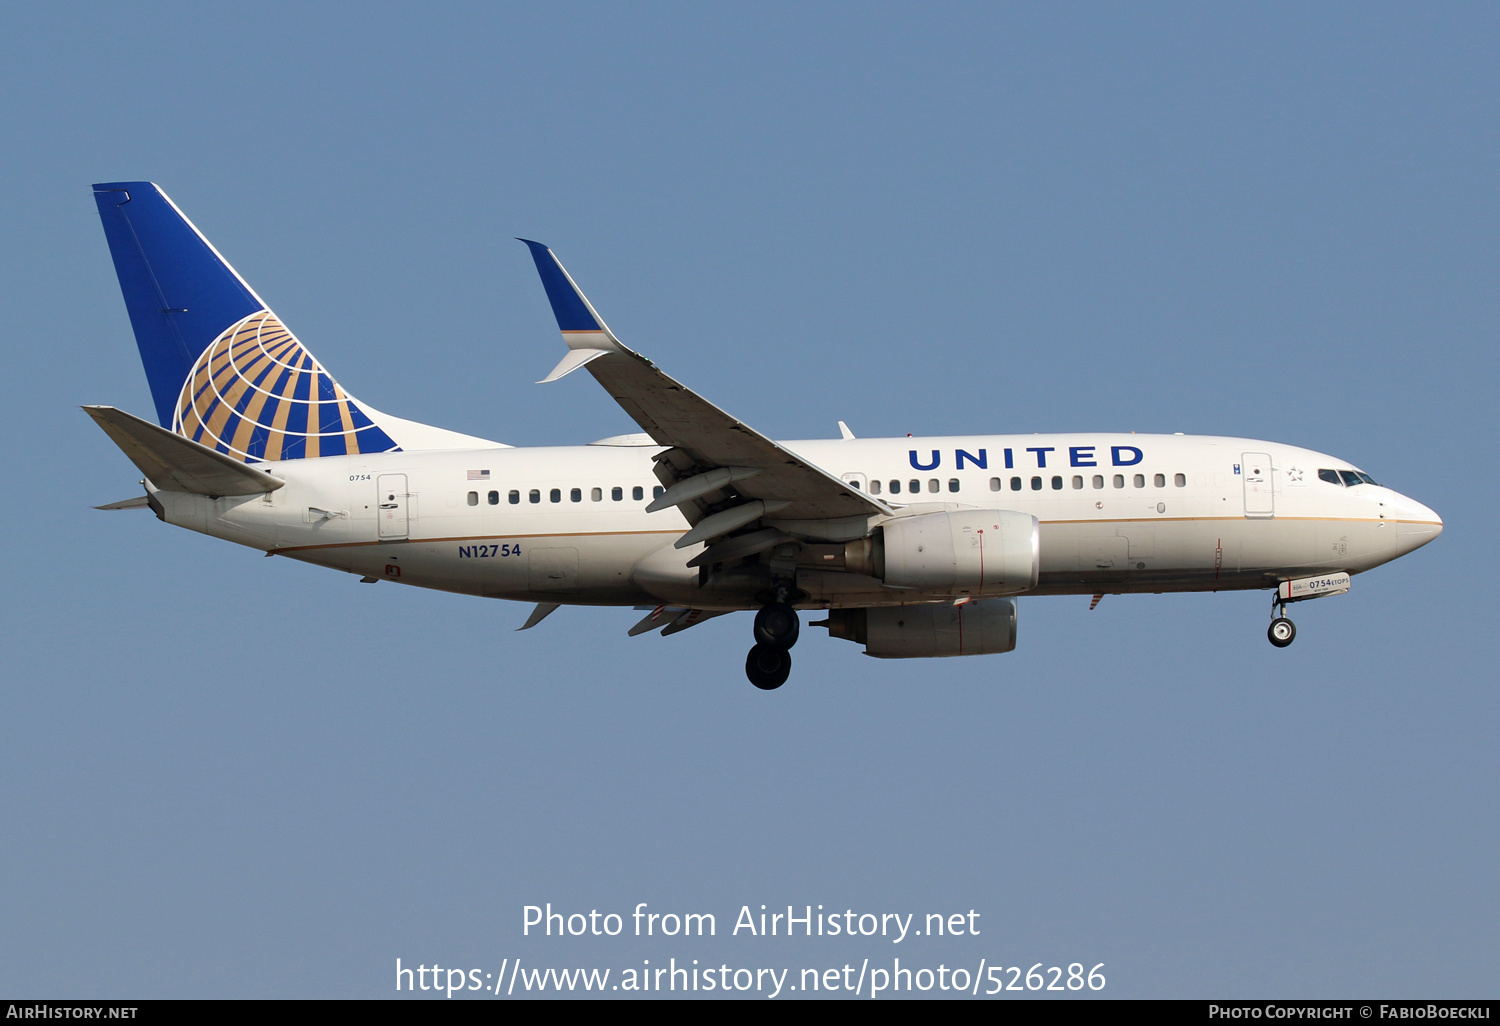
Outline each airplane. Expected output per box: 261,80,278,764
85,182,1444,690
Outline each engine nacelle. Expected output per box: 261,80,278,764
817,599,1018,658
846,510,1038,596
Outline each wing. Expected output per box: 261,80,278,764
520,241,889,547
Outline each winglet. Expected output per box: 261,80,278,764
538,347,610,384
518,240,606,332
519,240,630,382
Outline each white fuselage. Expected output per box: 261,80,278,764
148,432,1442,610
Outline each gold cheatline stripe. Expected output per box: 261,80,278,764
1042,515,1403,525
270,529,682,554
269,515,1438,556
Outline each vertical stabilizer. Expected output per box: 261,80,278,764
92,183,502,462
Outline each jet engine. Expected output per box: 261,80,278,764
815,598,1018,658
844,510,1039,596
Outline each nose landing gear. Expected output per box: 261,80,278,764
1263,573,1352,648
746,599,799,690
1268,594,1296,648
1268,616,1296,647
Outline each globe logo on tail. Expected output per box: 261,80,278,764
174,311,397,462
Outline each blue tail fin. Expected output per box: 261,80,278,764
92,182,401,461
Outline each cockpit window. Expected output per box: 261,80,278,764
1338,470,1363,487
1356,471,1379,486
1318,469,1342,485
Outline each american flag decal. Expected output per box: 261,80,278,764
467,470,491,481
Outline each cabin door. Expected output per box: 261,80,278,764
1241,453,1274,518
377,474,409,540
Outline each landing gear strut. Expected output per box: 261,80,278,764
746,597,799,690
1268,595,1296,648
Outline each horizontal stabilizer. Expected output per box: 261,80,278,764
94,495,151,510
83,405,285,496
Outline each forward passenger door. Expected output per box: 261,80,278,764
1242,453,1274,518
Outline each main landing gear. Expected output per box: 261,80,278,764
1268,594,1296,648
746,599,800,690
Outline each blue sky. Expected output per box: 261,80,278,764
1,2,1495,998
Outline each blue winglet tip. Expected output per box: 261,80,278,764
517,238,601,332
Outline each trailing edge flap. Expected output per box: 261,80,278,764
520,241,890,523
83,405,285,496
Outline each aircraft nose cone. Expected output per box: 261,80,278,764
1393,496,1443,556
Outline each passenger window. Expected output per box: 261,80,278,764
1319,469,1342,485
550,488,561,503
591,487,602,501
466,491,478,506
1051,476,1063,490
488,490,499,504
1010,476,1022,491
1174,473,1186,487
570,488,582,502
1030,476,1042,491
889,480,901,494
1133,474,1145,488
948,478,960,493
612,486,623,501
989,478,1001,492
509,490,520,504
928,479,939,493
632,486,644,500
529,489,541,504
1071,475,1083,489
1092,475,1104,489
1153,473,1165,488
870,479,882,495
1113,474,1124,488
909,479,920,493
653,486,665,499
